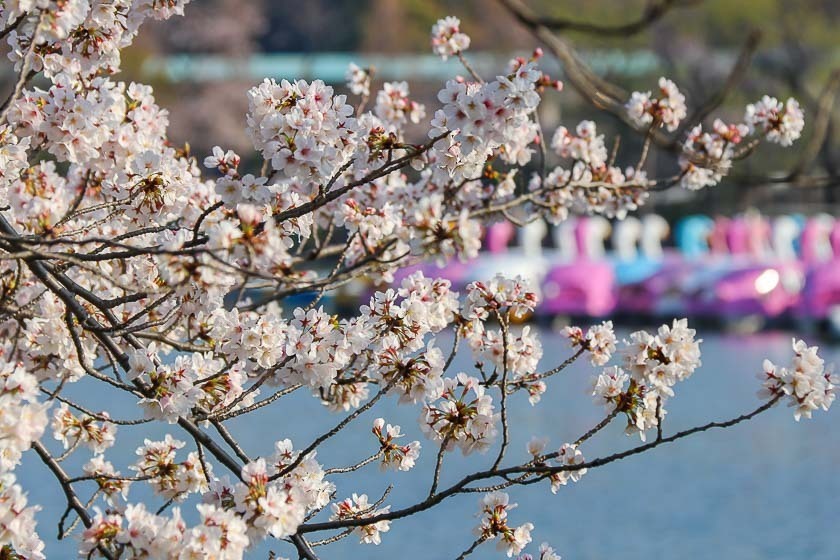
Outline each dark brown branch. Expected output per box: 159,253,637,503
534,0,701,36
574,407,621,447
33,442,117,560
270,375,400,481
788,69,840,179
454,536,488,560
298,394,781,534
0,214,245,479
497,0,685,154
291,533,321,560
428,435,451,498
678,30,762,138
272,133,448,224
324,450,383,475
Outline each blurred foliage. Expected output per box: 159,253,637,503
262,0,840,52
118,0,840,213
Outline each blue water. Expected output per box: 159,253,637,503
20,328,840,559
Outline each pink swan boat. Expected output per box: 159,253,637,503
797,214,840,323
618,215,714,318
685,213,803,320
540,216,616,317
613,214,678,316
461,219,550,295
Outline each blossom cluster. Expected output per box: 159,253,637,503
476,492,534,557
623,81,806,192
463,274,539,322
429,59,544,180
745,96,806,147
128,346,247,422
51,404,116,454
83,456,130,505
678,120,748,190
81,438,334,556
80,502,249,560
525,437,588,493
228,440,333,541
375,81,425,127
346,62,372,97
549,443,587,493
10,73,125,165
0,126,30,207
534,120,650,221
133,435,211,500
677,100,803,190
0,474,44,559
246,78,357,186
372,417,421,471
0,358,48,473
563,321,618,366
626,77,687,132
516,542,563,560
422,373,499,454
330,493,391,545
407,193,484,263
585,319,702,440
462,276,549,401
760,339,836,420
6,0,190,81
430,16,471,60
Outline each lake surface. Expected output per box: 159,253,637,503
20,327,840,559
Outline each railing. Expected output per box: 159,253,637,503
140,50,670,83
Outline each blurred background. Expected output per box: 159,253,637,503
122,0,840,215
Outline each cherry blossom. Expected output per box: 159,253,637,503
476,492,534,557
617,319,702,439
132,435,211,501
330,493,391,545
51,404,116,454
0,6,827,560
83,456,131,505
375,81,425,126
0,475,44,560
422,373,499,455
626,77,687,132
0,360,48,472
563,321,618,366
346,62,372,97
549,443,587,492
678,120,749,190
517,542,563,560
540,121,651,219
246,78,357,186
759,339,836,420
431,16,471,60
745,96,805,146
429,61,543,180
591,366,630,410
372,417,421,471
